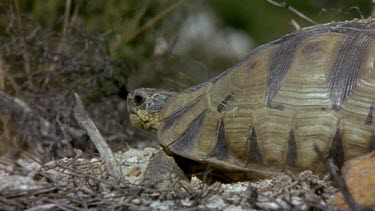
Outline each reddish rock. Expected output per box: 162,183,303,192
332,151,375,208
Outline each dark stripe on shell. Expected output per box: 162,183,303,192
248,127,262,164
329,129,345,168
160,95,203,133
186,20,345,98
265,24,333,107
328,32,372,110
285,129,297,167
217,93,234,113
169,109,207,153
267,35,303,107
365,106,373,125
208,117,228,160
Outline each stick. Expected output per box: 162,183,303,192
266,0,318,25
73,93,122,179
313,144,359,211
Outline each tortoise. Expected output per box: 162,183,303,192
127,18,375,183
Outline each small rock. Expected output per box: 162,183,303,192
206,196,225,209
181,198,193,207
91,157,99,162
126,166,141,177
150,200,174,210
224,205,246,211
126,156,138,163
131,198,141,205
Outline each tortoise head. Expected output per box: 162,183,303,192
127,88,176,132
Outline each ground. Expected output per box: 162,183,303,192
0,147,342,210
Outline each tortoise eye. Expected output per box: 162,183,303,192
133,93,145,106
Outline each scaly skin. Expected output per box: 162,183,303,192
127,88,176,132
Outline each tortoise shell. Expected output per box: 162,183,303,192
156,18,375,182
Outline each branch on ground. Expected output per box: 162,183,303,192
73,93,122,179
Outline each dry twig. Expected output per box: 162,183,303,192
313,144,360,211
266,0,318,25
73,93,122,179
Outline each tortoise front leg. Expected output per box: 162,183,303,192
142,148,189,189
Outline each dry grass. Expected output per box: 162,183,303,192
0,148,340,210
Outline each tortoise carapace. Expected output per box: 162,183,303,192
127,18,375,183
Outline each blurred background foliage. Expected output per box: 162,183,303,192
13,0,375,89
0,0,373,160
